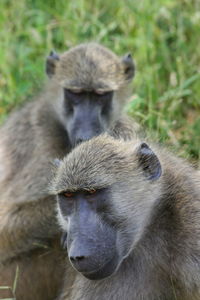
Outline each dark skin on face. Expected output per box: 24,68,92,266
63,89,114,146
58,188,120,280
56,143,162,281
46,46,135,148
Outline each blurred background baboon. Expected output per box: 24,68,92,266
0,1,199,299
0,43,135,300
52,134,200,300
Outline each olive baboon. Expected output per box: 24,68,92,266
51,135,200,300
0,43,135,300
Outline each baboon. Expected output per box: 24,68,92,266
0,43,135,300
51,134,200,300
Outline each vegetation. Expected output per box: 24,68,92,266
0,0,199,162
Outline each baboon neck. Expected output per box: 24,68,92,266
136,167,200,289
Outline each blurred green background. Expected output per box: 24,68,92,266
0,0,199,162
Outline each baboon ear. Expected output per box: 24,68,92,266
46,50,60,78
122,53,135,80
137,142,162,181
53,158,61,167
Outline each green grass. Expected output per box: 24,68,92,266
0,0,199,162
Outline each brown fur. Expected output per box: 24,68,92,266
51,135,200,300
56,43,133,90
0,240,68,300
0,43,135,299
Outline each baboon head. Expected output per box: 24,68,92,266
51,135,162,280
46,43,135,146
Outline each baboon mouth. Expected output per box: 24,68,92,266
81,255,119,280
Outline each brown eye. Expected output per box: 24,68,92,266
87,189,97,195
63,192,74,198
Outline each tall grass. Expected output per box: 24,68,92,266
0,0,199,161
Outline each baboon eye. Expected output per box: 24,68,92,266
95,91,113,100
66,88,82,94
63,192,74,198
95,90,105,95
95,90,110,96
86,189,97,195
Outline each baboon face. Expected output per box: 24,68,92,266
52,136,161,280
58,188,118,280
63,89,113,145
46,43,135,146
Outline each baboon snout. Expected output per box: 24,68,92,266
75,132,100,144
70,255,85,262
67,230,119,280
69,254,90,271
69,242,120,280
73,126,103,145
68,243,95,273
75,136,90,145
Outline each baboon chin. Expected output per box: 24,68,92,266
51,134,200,300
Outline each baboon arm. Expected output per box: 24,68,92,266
0,196,59,263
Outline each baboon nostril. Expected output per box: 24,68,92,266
70,256,85,262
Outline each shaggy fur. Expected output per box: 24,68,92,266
0,43,135,300
52,135,200,300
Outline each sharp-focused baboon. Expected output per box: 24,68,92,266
0,43,135,300
51,135,200,300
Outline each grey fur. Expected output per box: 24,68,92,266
52,134,200,300
0,43,136,300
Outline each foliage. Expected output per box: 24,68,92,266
0,0,199,161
